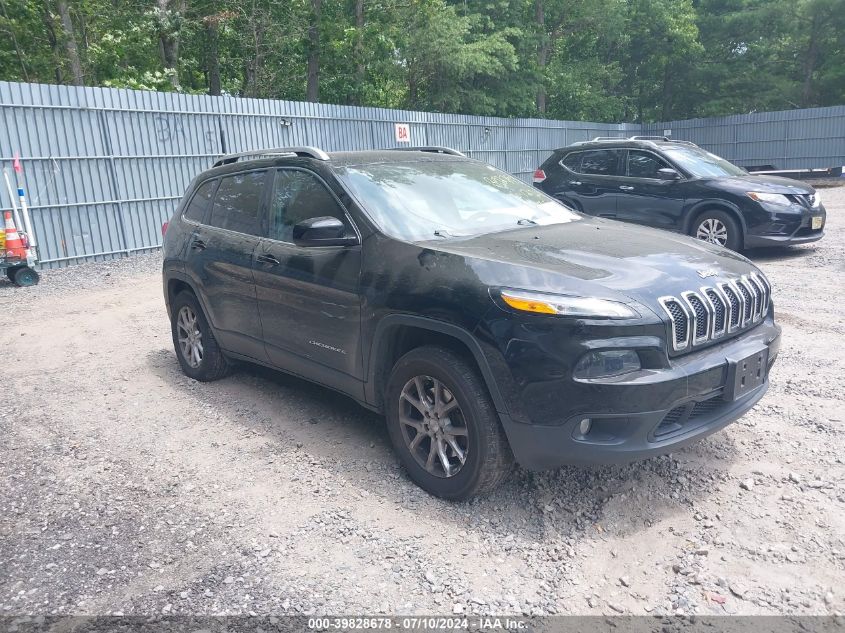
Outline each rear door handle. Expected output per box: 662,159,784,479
569,181,582,186
256,253,280,266
619,185,635,191
190,239,206,250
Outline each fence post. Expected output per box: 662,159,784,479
96,108,131,255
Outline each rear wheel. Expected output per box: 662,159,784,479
691,210,742,251
385,346,513,500
170,291,232,381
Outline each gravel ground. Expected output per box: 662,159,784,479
2,186,843,618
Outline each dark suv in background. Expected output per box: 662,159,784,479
163,146,781,500
533,137,826,251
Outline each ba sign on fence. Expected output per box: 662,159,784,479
395,123,410,143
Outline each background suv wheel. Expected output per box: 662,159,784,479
170,291,232,381
692,210,742,251
385,346,513,500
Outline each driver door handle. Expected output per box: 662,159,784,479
256,253,280,266
619,185,635,191
569,181,582,186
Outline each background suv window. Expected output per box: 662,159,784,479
560,152,582,172
207,170,267,236
183,179,216,223
578,149,622,176
269,169,350,243
627,150,671,178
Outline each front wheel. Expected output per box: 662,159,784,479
691,210,742,251
385,346,513,500
170,291,232,381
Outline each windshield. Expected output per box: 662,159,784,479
662,145,747,178
337,160,580,241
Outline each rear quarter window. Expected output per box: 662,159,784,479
183,179,216,223
560,152,582,172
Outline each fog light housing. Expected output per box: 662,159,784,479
579,418,592,435
573,350,641,380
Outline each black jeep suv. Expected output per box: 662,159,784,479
533,137,826,251
162,146,781,500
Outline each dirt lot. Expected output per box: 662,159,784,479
2,186,844,618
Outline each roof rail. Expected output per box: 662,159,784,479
389,146,466,157
630,135,670,141
213,146,329,167
591,136,626,141
663,139,699,147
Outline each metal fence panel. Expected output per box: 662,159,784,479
1,80,842,268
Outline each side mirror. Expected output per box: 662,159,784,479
292,216,357,247
657,167,681,181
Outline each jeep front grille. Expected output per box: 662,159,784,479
659,273,771,352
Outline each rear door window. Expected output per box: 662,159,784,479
578,149,623,176
626,150,672,179
183,179,216,223
207,170,268,237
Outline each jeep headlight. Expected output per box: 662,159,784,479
499,289,639,319
810,192,821,208
573,350,641,380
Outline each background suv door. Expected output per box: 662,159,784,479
613,149,687,230
185,169,270,361
554,148,623,217
253,168,363,392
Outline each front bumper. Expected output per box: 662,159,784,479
499,318,781,470
745,204,826,248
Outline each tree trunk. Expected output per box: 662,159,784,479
204,16,221,96
800,14,821,108
41,1,62,84
353,0,365,103
156,0,185,90
56,0,83,85
535,0,547,113
306,0,322,102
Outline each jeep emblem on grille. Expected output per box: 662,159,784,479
697,269,718,278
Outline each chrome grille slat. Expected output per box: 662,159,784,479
719,282,741,331
704,287,727,337
660,274,771,353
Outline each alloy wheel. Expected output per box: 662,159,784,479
696,218,728,246
176,306,204,368
398,375,469,478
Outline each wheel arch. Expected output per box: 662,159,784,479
164,272,207,321
366,315,508,416
684,201,747,238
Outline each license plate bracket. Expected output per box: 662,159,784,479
725,348,769,401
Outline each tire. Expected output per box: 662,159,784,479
10,266,39,287
385,345,513,500
170,290,232,381
691,210,742,251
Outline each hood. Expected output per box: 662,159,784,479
708,174,814,195
424,217,761,310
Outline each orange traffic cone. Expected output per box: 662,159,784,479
3,211,26,260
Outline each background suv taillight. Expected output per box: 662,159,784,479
532,169,546,183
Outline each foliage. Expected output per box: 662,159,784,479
0,0,842,121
